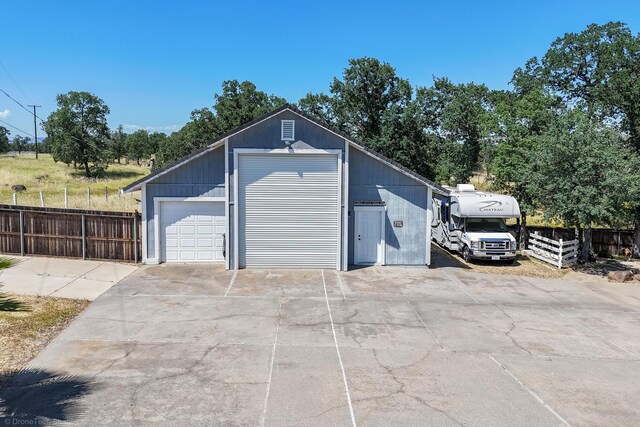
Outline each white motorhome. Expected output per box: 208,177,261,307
432,184,520,263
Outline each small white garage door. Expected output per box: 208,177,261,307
237,153,340,269
160,201,225,262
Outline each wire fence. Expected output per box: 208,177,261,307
0,187,140,212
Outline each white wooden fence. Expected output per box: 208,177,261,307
527,232,578,268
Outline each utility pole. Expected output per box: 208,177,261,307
28,104,41,159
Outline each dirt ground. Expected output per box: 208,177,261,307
0,294,88,377
431,245,569,279
432,244,640,281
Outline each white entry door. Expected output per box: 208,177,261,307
354,208,385,265
160,200,225,262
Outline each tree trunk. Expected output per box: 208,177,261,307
581,223,592,262
633,207,640,259
84,160,91,178
519,212,527,250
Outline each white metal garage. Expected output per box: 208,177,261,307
235,151,341,269
158,200,225,262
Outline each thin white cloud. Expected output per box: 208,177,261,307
123,123,181,133
0,109,10,118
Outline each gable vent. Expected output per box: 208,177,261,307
281,120,295,141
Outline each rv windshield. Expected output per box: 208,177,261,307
466,218,507,233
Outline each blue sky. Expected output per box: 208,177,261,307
1,0,639,139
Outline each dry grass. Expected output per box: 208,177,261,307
461,254,569,278
0,293,88,374
0,153,148,212
433,245,569,278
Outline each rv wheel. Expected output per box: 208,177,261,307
462,246,471,262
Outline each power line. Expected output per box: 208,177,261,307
1,87,99,147
0,118,35,138
0,87,46,124
0,61,32,103
0,88,44,134
0,87,34,117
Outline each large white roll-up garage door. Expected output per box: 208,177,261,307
237,153,340,268
160,201,225,262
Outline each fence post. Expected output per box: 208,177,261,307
13,192,17,206
64,187,68,208
39,191,45,207
87,188,91,208
617,231,621,256
105,186,108,201
133,214,138,263
81,214,86,260
558,239,563,269
19,210,25,256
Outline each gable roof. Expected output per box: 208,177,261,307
123,104,449,195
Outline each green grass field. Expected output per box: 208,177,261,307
0,154,148,212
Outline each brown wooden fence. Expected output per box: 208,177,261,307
508,225,634,257
0,204,141,262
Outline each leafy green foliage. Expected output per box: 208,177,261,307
157,81,286,166
107,125,127,163
147,132,166,161
298,92,335,125
537,23,637,119
43,91,111,177
532,112,640,229
516,21,640,256
10,136,31,154
414,78,496,183
299,58,439,180
124,130,148,165
125,129,165,165
328,57,412,142
37,137,52,154
0,126,9,153
489,83,562,216
212,80,287,133
299,59,500,183
370,102,439,180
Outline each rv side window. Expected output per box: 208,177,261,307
450,215,461,231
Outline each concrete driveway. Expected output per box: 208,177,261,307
0,256,138,300
2,261,640,426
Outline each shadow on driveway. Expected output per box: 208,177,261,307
0,368,99,424
430,245,470,269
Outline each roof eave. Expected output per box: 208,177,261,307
122,104,450,196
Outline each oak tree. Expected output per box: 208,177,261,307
43,91,111,177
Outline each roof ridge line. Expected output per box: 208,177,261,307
123,104,448,195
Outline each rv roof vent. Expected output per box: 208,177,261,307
456,184,476,192
281,120,295,141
